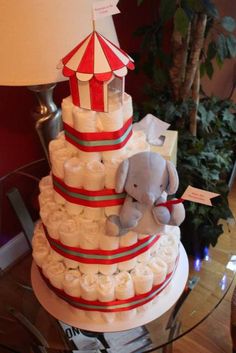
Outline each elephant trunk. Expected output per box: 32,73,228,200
142,192,156,206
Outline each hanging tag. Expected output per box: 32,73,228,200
93,0,120,20
181,186,219,206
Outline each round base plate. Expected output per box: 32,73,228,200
31,243,188,332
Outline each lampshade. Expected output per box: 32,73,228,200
0,0,119,86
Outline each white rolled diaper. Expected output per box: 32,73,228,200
78,150,102,163
104,158,122,189
80,273,98,301
148,257,168,285
39,175,53,192
51,147,74,179
98,105,123,132
79,219,100,249
45,261,65,290
83,207,104,220
158,246,177,274
99,234,119,251
131,264,154,295
49,139,65,156
97,275,115,302
120,231,137,248
83,161,105,191
115,271,135,300
65,202,84,216
38,188,54,208
118,258,137,272
64,258,80,269
62,96,74,126
122,93,133,122
63,269,81,297
73,107,98,132
32,245,49,267
64,157,84,188
79,263,99,275
58,218,80,247
98,264,117,276
45,210,67,240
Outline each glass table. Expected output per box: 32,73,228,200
0,159,235,353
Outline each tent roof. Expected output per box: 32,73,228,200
61,31,134,82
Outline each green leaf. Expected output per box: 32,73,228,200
216,34,229,60
226,35,236,57
205,60,214,79
215,53,223,69
207,41,217,60
174,8,190,37
200,63,206,77
159,0,176,23
221,16,236,32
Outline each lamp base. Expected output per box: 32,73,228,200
29,83,62,163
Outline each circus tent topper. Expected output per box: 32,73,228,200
61,31,135,112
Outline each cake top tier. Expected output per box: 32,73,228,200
62,31,134,82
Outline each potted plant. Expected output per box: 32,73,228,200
132,0,236,256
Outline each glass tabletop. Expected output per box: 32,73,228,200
0,159,235,353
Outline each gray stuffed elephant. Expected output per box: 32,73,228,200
106,151,185,236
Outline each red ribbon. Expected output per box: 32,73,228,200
155,198,184,212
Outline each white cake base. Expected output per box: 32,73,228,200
31,243,188,332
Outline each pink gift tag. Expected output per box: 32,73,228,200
182,186,219,206
93,0,120,20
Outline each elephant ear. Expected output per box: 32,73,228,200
166,160,179,195
115,159,130,193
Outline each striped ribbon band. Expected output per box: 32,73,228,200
43,224,160,264
53,174,126,207
39,260,177,312
64,117,133,152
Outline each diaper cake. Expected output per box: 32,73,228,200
31,29,188,330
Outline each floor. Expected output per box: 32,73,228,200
172,180,236,353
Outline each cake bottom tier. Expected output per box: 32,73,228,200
31,243,188,332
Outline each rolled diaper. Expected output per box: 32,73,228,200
64,258,80,269
97,275,115,302
137,249,151,263
122,93,133,122
45,210,67,240
98,105,123,132
49,139,65,157
58,218,80,247
53,189,66,205
79,219,100,249
62,96,74,126
63,269,81,297
51,147,74,179
65,202,84,216
83,161,105,191
32,245,50,267
79,263,99,275
115,271,134,300
104,205,121,217
78,150,102,163
101,312,115,323
98,264,117,275
38,188,54,208
131,264,154,295
80,273,98,301
40,201,59,225
64,157,84,188
45,261,65,290
39,175,53,192
147,257,168,285
99,234,119,251
119,231,137,248
102,147,127,162
158,246,177,274
83,207,104,220
104,158,122,189
49,249,64,262
73,107,98,132
118,258,137,272
157,235,179,255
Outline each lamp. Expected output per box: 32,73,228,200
0,0,118,160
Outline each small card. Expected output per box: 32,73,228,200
93,0,120,20
182,186,219,206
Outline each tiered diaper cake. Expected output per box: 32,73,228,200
31,31,187,328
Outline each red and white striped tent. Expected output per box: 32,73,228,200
61,31,135,112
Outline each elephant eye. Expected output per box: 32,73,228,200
160,184,163,188
133,184,138,188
